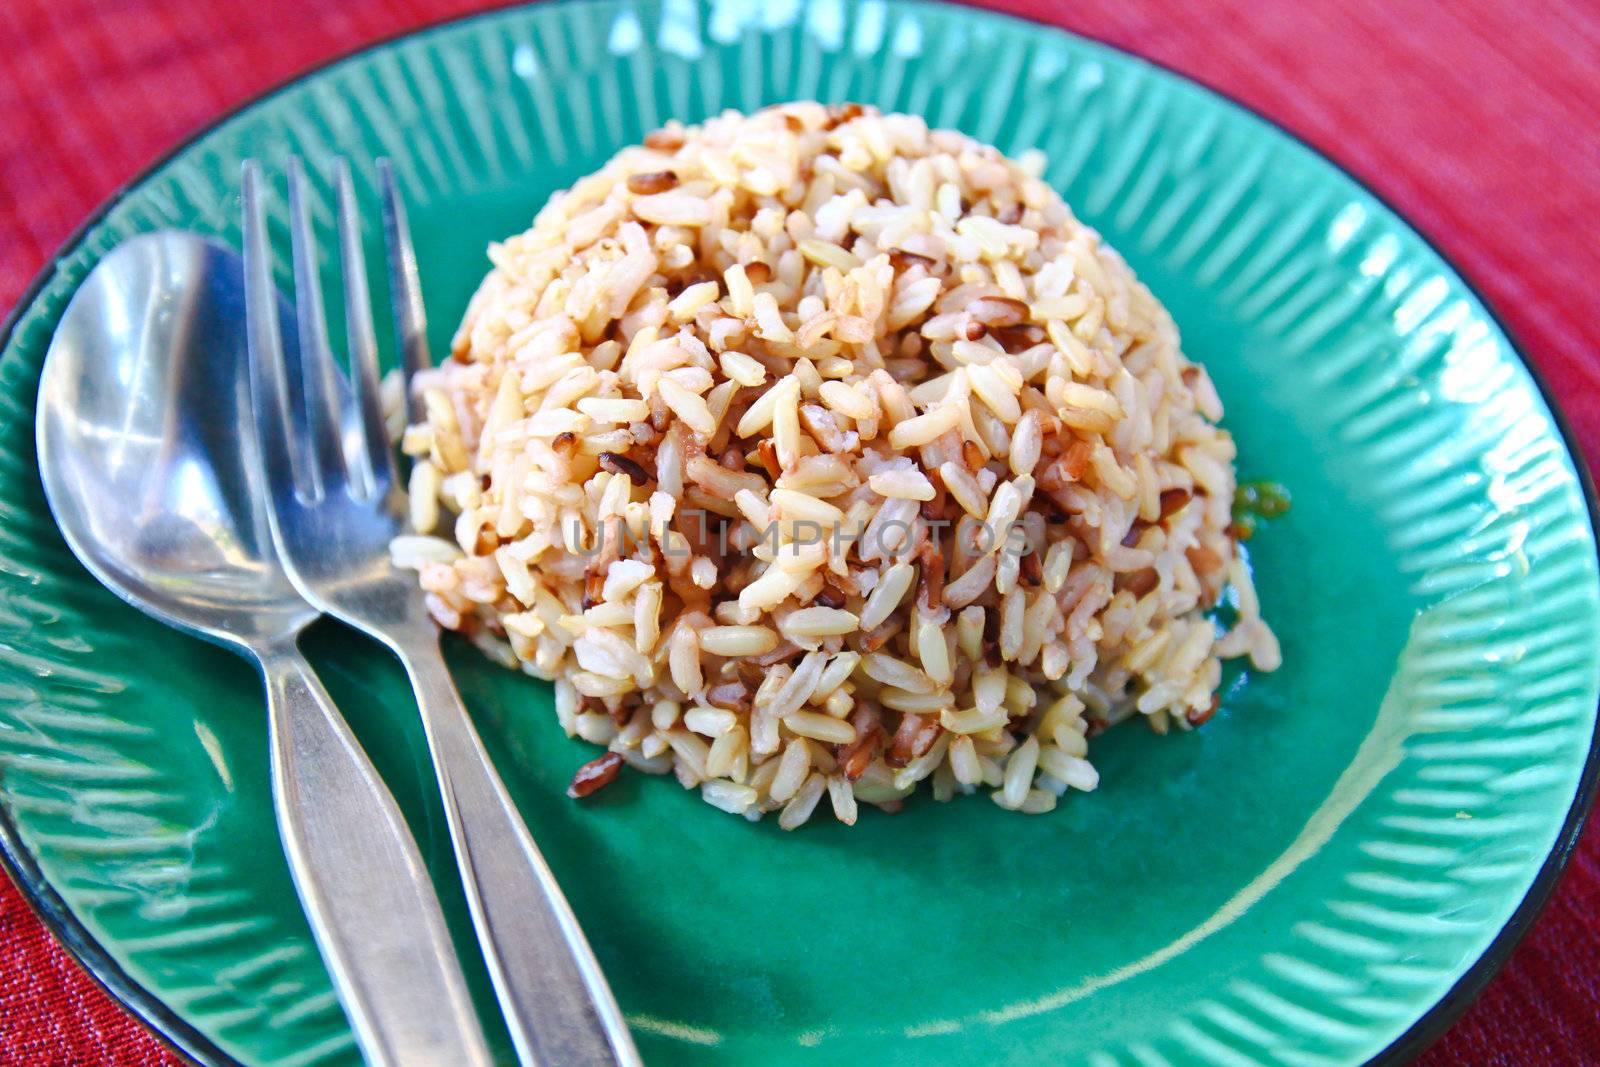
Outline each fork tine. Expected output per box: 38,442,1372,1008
336,159,395,501
242,160,309,503
378,158,431,424
287,157,348,498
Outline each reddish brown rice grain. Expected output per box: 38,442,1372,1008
626,170,679,194
598,451,652,486
567,752,624,797
1159,488,1192,517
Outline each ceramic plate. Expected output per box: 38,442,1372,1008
1,2,1596,1064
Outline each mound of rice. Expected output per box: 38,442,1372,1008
394,102,1279,828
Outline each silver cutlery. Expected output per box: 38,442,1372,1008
242,158,641,1067
35,231,493,1067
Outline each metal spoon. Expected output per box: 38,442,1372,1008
35,231,493,1067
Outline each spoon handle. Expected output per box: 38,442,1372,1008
260,641,493,1067
397,632,641,1067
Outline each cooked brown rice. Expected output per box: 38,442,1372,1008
395,103,1280,828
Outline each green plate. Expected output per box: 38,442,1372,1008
2,2,1597,1064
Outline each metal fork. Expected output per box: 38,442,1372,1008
242,157,641,1067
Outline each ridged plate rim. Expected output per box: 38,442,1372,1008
0,2,1595,1064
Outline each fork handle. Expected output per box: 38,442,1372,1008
398,633,641,1067
260,642,494,1067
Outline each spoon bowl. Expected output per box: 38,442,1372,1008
37,231,311,648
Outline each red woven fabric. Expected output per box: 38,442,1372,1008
0,0,1596,1063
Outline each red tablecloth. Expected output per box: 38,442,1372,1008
2,0,1597,1063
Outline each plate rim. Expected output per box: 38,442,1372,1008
0,2,1596,1064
